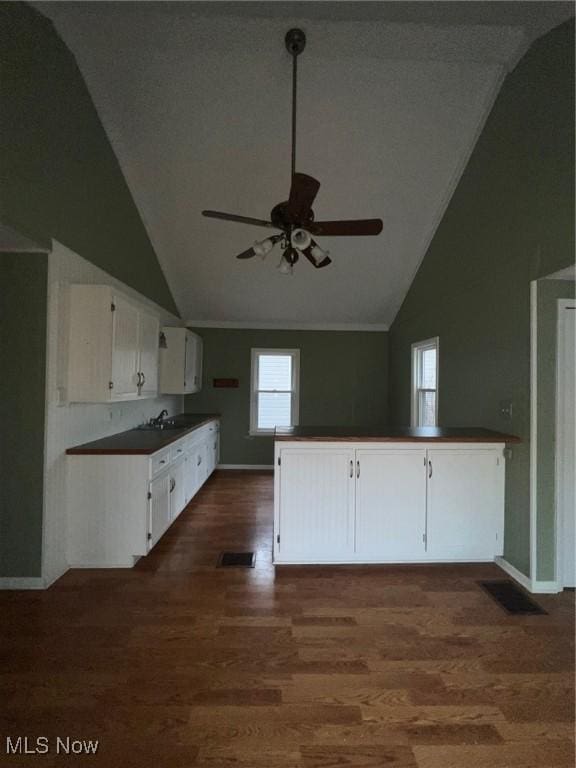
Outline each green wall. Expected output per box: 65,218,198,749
536,279,575,581
0,2,177,315
388,21,575,578
0,3,178,578
185,328,388,465
0,255,48,577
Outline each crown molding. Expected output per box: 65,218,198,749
185,320,389,332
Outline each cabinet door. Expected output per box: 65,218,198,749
138,311,159,397
184,333,196,393
148,471,171,550
278,449,355,561
426,449,502,560
185,444,200,501
355,449,427,560
193,334,203,391
170,458,186,520
201,439,211,483
184,332,203,394
111,295,140,398
211,434,219,474
192,444,206,490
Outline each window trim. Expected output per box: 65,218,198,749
411,336,439,428
249,348,300,436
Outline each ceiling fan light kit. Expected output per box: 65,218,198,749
253,237,277,258
291,228,312,251
202,28,383,272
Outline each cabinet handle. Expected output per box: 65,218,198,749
141,372,146,386
177,448,182,454
136,372,142,388
170,478,176,493
428,459,433,479
197,456,202,466
159,459,166,465
349,460,353,478
356,460,360,479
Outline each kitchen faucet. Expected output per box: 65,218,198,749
150,409,169,426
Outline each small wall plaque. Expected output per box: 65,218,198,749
213,378,239,388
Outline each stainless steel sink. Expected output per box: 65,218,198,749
136,420,181,431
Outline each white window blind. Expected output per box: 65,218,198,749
411,338,439,427
250,349,300,434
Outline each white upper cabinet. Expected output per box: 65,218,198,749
67,284,160,402
159,327,203,395
110,294,140,398
138,310,161,397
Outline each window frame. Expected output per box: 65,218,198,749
249,348,300,436
411,336,439,428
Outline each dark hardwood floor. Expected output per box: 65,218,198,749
1,471,574,767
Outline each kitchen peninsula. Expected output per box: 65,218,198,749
273,426,520,565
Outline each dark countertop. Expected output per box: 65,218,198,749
274,426,520,443
66,414,220,455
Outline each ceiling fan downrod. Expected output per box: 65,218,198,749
285,28,306,181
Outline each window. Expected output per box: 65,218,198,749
411,337,439,427
250,349,300,434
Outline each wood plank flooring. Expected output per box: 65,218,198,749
1,470,574,767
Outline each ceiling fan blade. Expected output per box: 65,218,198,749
286,173,321,221
308,219,383,237
202,210,276,229
236,247,256,260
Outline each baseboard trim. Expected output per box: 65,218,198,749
530,579,562,594
68,562,137,569
494,556,562,594
0,577,46,590
217,464,274,470
43,565,69,589
494,556,532,591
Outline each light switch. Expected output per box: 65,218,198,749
499,399,513,420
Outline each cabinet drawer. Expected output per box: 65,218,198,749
151,450,170,476
170,442,186,463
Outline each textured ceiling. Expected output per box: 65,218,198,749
39,2,574,329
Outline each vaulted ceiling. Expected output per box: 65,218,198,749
39,2,573,329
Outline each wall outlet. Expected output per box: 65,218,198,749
499,399,513,420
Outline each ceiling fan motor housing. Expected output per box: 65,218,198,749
285,28,306,56
270,201,314,231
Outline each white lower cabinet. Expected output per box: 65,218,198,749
68,419,219,567
169,456,186,522
278,449,355,561
274,442,505,564
148,470,171,551
355,449,427,560
426,449,504,560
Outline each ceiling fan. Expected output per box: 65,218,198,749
202,28,383,273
